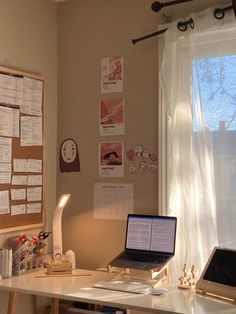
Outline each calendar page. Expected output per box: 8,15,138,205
93,183,134,220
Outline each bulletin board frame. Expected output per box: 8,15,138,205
0,66,44,233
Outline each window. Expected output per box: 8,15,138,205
158,7,236,279
193,55,236,247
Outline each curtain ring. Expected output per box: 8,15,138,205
214,8,225,19
189,18,194,29
177,21,187,32
177,18,194,32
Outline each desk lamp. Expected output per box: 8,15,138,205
52,193,70,260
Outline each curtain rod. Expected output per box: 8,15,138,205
132,0,236,45
151,0,194,13
132,28,168,45
132,17,193,45
214,4,234,19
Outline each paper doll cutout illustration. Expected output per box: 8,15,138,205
59,139,80,172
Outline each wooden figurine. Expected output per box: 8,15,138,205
178,264,198,289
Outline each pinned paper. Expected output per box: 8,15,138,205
0,190,10,214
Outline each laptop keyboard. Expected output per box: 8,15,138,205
122,252,169,264
94,280,152,294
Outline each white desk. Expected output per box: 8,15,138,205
0,269,236,314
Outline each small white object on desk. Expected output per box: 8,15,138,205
151,287,168,296
65,250,76,269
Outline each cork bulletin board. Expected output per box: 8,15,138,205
0,66,44,233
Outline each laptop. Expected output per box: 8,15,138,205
109,214,177,271
196,247,236,301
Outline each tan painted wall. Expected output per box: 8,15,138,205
57,0,230,271
57,0,160,270
0,0,231,313
0,0,57,313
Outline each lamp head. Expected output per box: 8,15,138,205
57,194,70,209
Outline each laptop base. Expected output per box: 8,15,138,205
107,264,168,288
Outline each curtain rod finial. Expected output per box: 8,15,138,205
151,1,164,13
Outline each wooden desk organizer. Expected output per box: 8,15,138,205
46,260,72,275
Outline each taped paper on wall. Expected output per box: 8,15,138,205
99,141,124,177
100,98,124,136
101,56,123,93
94,183,133,220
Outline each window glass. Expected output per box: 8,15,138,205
193,55,236,247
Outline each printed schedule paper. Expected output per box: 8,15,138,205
20,116,43,146
11,204,26,216
0,190,10,214
94,183,133,220
0,106,19,138
0,137,12,162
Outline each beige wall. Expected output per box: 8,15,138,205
0,0,231,312
0,0,57,313
57,0,160,270
57,0,231,271
0,0,58,240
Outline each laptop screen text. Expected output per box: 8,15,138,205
125,215,176,254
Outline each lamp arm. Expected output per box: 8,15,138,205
52,194,70,260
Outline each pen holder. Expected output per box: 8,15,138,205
13,254,44,276
8,233,48,276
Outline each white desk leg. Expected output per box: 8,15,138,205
50,298,59,314
8,291,17,314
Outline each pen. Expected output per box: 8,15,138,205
35,274,92,278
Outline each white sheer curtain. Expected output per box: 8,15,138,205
160,5,236,281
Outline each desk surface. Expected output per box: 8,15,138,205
0,269,236,314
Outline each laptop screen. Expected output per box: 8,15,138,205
202,247,236,287
125,214,177,254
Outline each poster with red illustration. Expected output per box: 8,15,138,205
99,141,124,177
100,98,124,136
101,56,123,93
